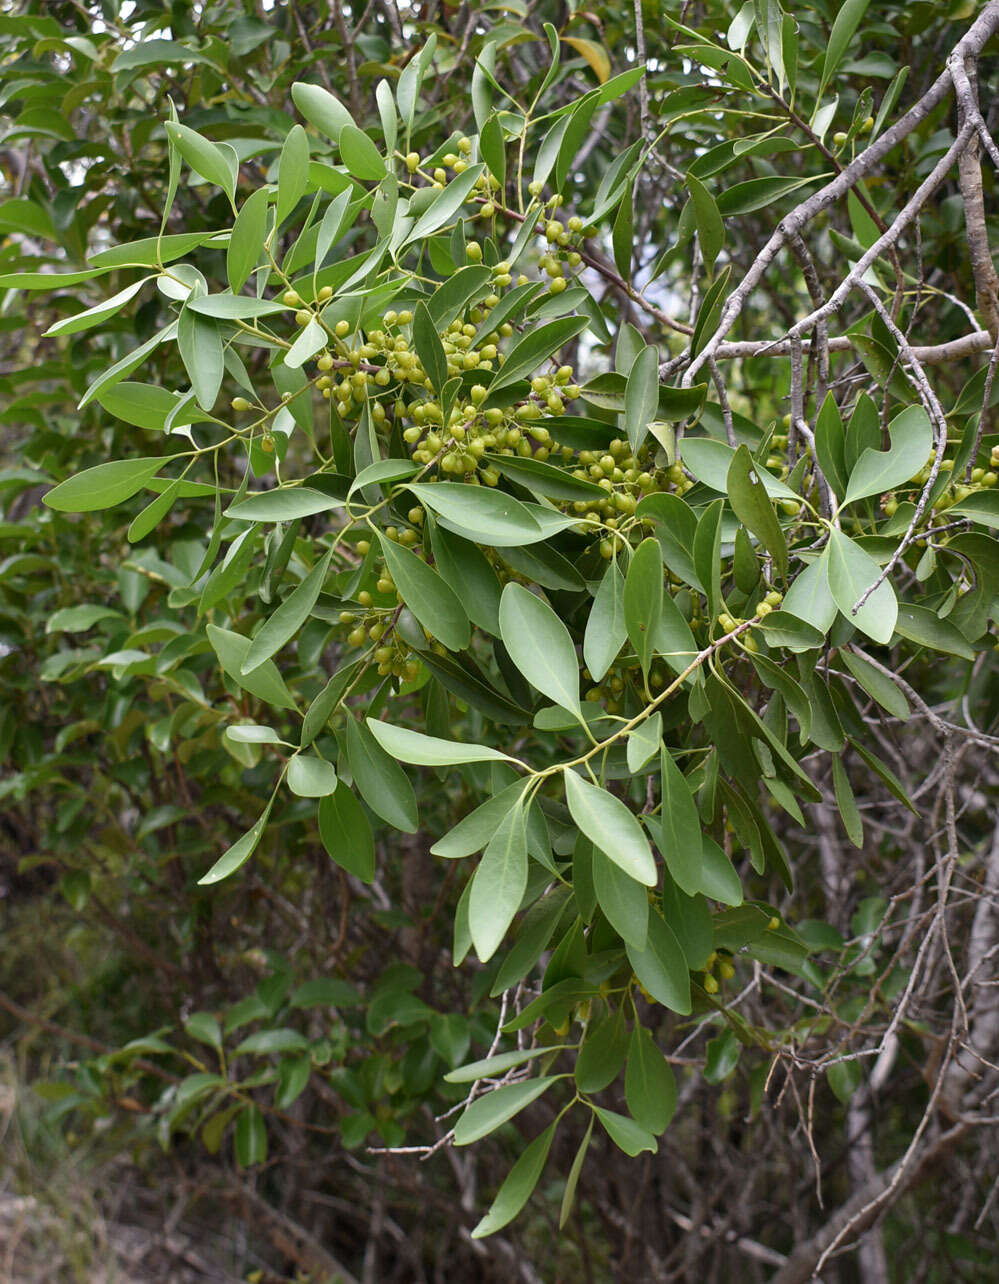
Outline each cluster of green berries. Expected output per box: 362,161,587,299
700,950,737,995
881,446,999,519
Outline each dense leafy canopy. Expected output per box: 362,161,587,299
3,0,999,1279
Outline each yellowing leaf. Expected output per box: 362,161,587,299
564,36,611,84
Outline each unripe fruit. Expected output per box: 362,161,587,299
833,131,848,146
347,627,366,647
318,285,333,301
230,396,251,411
465,241,483,262
295,309,311,326
703,974,719,995
317,353,334,371
405,151,420,172
334,319,351,338
283,290,302,306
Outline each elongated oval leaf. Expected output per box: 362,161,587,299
366,719,511,766
625,911,690,1013
319,785,375,881
624,537,663,683
842,405,932,506
656,747,703,895
453,1076,559,1145
827,528,897,644
471,1123,557,1238
341,716,418,833
378,533,470,652
564,769,656,886
287,754,338,797
499,583,581,716
44,457,164,513
469,803,528,961
242,547,332,673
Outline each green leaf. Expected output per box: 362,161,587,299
292,82,356,142
446,1046,567,1084
184,1012,222,1048
276,124,309,228
656,747,702,896
592,847,649,949
704,1028,740,1083
43,278,149,337
814,391,849,499
242,547,332,673
783,552,837,640
827,528,897,644
726,443,787,577
681,437,797,498
593,1105,657,1156
377,533,470,652
427,521,502,635
716,174,820,216
44,457,164,513
842,406,932,506
699,837,743,906
839,649,910,720
285,317,328,370
319,785,375,881
177,308,223,411
469,803,529,961
407,482,543,547
347,459,420,498
431,781,526,859
471,1123,556,1238
818,0,871,101
207,625,298,711
404,164,486,245
234,1105,267,1167
340,716,419,833
365,719,512,767
756,610,825,650
624,537,663,685
224,723,286,745
287,754,338,797
412,301,447,396
338,125,386,180
487,316,589,399
453,1077,559,1145
626,1026,677,1134
612,186,633,276
499,583,581,717
832,754,863,848
686,171,724,275
235,1028,310,1055
626,911,690,1013
564,770,656,886
584,557,627,683
893,603,976,661
560,1115,594,1228
198,798,274,885
575,1007,629,1093
484,453,604,502
226,487,344,522
164,122,236,202
626,712,662,773
227,187,270,293
948,490,999,529
624,345,660,452
46,605,123,633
